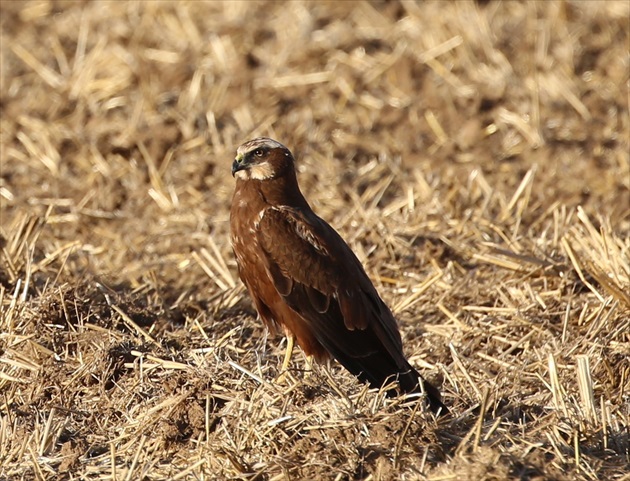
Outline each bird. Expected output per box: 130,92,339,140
229,137,447,415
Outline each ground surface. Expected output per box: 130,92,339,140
1,1,629,480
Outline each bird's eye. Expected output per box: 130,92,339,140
254,149,264,157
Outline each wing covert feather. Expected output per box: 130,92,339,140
256,206,404,357
257,207,338,296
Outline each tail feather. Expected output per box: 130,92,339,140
330,346,449,416
302,298,449,415
397,364,449,415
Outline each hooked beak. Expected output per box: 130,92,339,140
231,154,246,177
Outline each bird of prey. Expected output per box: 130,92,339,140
229,137,447,414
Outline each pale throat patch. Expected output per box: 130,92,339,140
236,161,276,180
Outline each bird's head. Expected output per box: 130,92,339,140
232,138,294,181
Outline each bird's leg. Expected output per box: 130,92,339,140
303,354,314,380
281,335,295,372
276,335,295,383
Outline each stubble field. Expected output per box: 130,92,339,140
1,1,629,480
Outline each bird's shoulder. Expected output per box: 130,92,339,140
257,205,332,255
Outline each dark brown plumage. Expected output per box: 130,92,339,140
229,137,447,414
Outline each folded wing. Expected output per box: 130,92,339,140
256,206,446,413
